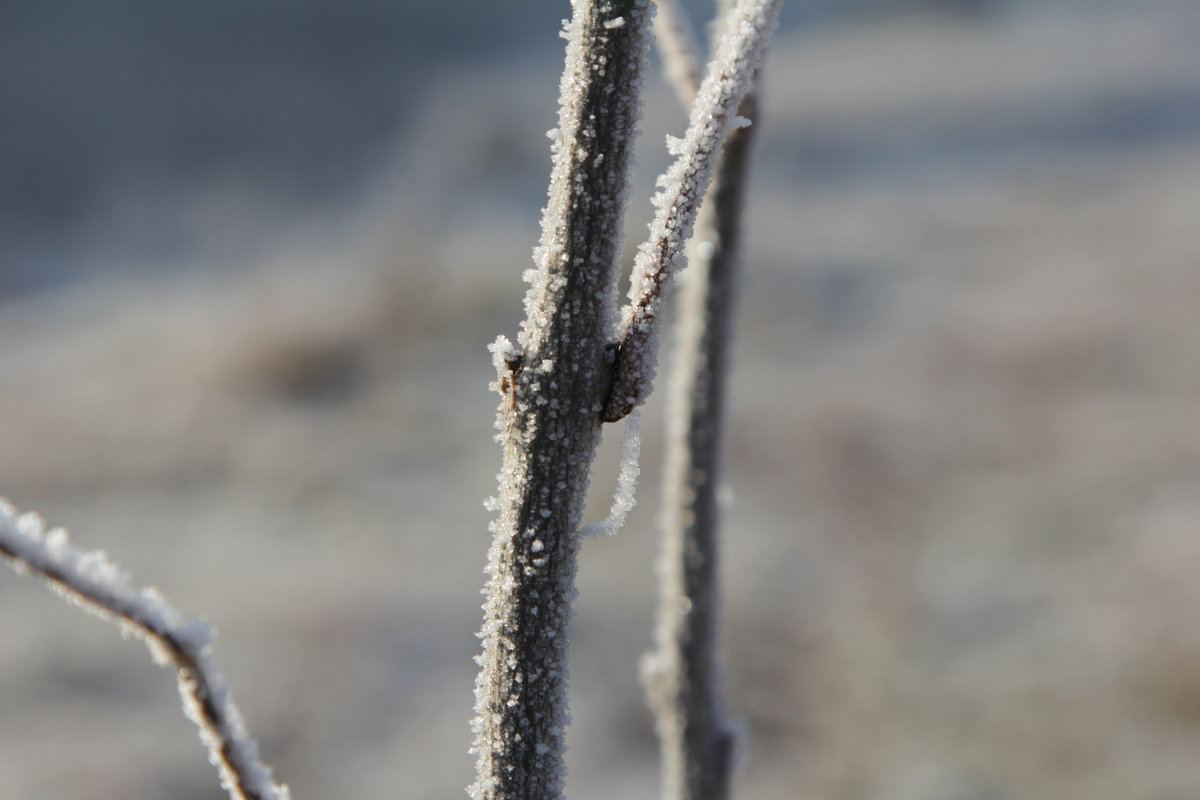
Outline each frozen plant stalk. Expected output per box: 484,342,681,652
472,0,781,796
642,2,770,799
603,0,782,423
470,2,652,799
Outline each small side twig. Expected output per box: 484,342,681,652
602,0,782,423
0,499,289,800
470,2,653,799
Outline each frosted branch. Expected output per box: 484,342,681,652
0,499,290,800
471,2,652,799
652,0,704,106
602,0,782,423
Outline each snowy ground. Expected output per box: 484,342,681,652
3,4,1200,799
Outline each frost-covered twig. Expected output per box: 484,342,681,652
470,2,652,799
652,0,704,106
602,0,781,423
579,409,643,540
643,2,769,798
0,499,289,800
644,42,760,800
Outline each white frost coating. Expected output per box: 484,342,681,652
605,0,781,423
580,409,642,539
472,2,652,798
488,335,518,379
0,499,290,800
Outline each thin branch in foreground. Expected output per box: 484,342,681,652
0,499,289,800
603,0,782,423
470,2,653,799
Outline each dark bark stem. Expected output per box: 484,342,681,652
470,3,652,800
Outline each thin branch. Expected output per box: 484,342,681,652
470,2,653,799
652,0,704,106
603,0,782,423
643,1,768,797
0,499,289,800
645,53,761,800
579,408,643,540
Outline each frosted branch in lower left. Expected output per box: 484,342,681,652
0,498,290,800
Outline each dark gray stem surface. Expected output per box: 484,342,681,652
470,3,651,799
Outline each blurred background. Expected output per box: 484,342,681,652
2,1,1200,798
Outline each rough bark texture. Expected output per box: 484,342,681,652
469,3,652,799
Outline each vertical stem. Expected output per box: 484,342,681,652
470,3,651,800
644,7,764,800
602,0,780,424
